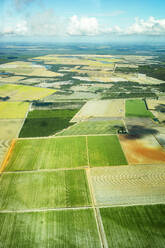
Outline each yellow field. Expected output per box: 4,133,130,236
0,84,56,101
0,102,29,119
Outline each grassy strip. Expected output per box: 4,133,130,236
100,204,165,248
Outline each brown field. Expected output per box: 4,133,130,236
119,134,165,165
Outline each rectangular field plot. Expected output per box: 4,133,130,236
71,99,125,122
0,170,91,210
91,165,165,206
119,134,165,164
57,120,124,136
126,99,154,118
88,135,128,167
0,84,56,101
0,102,29,119
5,136,87,171
0,209,101,248
100,204,165,248
19,109,78,137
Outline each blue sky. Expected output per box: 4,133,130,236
1,0,165,42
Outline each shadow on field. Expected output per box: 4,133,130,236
155,104,165,113
126,125,158,139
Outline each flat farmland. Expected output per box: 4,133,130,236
126,99,154,118
0,102,29,119
0,61,63,77
100,204,165,248
0,209,101,248
5,136,87,171
119,134,165,164
57,120,125,136
90,165,165,206
71,99,125,122
0,170,91,210
19,109,78,137
87,135,128,167
0,84,56,101
0,76,25,83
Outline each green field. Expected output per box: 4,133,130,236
100,204,165,248
0,209,101,248
57,120,124,136
0,170,91,210
125,99,154,118
0,102,29,119
87,135,128,167
6,136,87,171
19,109,78,137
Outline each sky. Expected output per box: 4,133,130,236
0,0,165,42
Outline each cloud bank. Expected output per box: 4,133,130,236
1,14,165,38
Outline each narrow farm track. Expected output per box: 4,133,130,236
0,206,93,214
86,168,108,248
3,166,89,174
86,136,90,167
18,133,115,140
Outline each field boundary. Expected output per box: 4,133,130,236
54,121,79,136
117,134,129,165
1,201,165,214
3,166,89,174
0,206,93,214
0,139,16,173
18,133,116,140
17,102,32,137
86,136,90,167
86,168,108,248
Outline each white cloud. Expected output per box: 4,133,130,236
67,15,99,36
1,14,165,38
1,10,65,37
3,20,28,35
126,17,165,35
